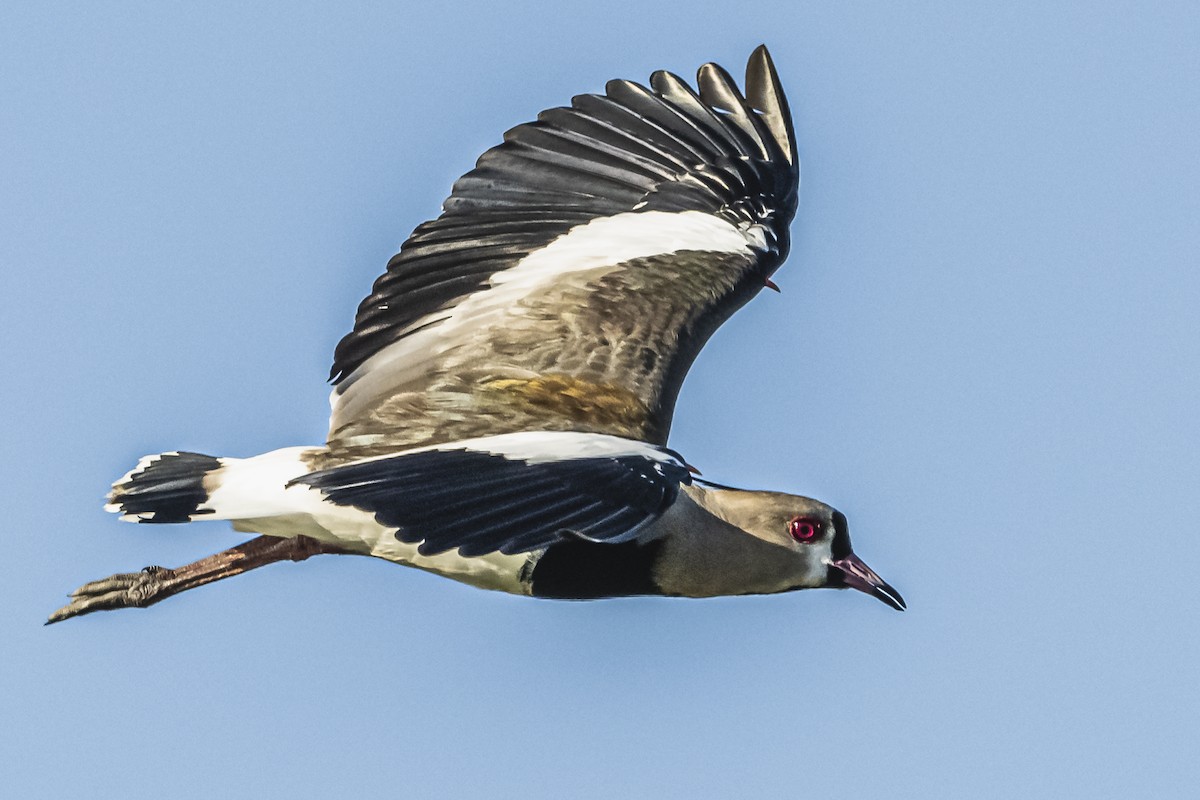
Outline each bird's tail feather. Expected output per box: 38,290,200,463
105,446,318,524
105,451,223,523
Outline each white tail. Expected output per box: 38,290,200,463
106,447,319,523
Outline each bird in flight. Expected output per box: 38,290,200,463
49,46,904,624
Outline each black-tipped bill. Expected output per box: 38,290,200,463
830,553,906,611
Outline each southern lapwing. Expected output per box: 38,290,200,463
48,46,904,624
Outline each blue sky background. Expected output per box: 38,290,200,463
3,1,1198,797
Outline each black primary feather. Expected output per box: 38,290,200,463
296,448,692,557
328,47,799,387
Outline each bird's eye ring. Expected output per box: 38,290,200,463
788,516,821,543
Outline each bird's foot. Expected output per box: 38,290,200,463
45,535,357,625
47,566,177,625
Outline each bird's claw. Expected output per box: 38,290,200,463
47,566,176,625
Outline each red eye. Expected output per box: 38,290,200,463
789,516,821,543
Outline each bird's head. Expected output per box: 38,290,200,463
688,487,906,610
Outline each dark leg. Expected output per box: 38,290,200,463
46,535,356,625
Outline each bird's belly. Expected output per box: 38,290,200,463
234,506,532,596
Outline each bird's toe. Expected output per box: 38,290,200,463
47,567,175,624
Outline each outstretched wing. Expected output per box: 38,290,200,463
296,432,692,557
325,46,799,464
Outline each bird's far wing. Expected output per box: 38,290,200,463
294,432,692,557
325,46,799,463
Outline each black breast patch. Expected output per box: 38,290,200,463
530,538,664,599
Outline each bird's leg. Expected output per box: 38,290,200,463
46,535,354,625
